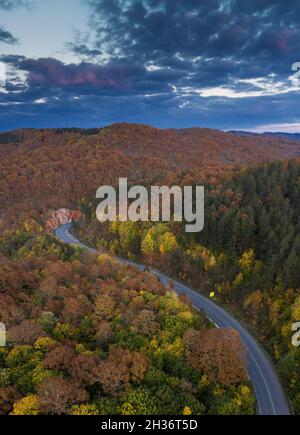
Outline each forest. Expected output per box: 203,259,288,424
1,124,300,414
0,228,253,415
77,159,300,413
1,124,300,227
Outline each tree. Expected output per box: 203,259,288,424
159,232,178,255
11,395,40,415
239,249,255,271
62,295,92,326
6,345,43,394
96,348,149,395
183,406,192,415
141,231,155,256
69,353,100,386
39,312,57,334
94,294,117,322
184,328,247,385
119,387,159,415
0,386,20,415
95,321,115,347
38,377,88,415
43,344,76,374
8,320,45,345
208,385,255,415
118,221,141,256
69,403,99,415
131,310,159,337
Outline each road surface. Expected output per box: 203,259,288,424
55,222,291,416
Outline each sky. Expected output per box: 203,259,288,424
0,0,300,132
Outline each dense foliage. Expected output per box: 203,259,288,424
0,229,253,415
80,160,300,413
1,124,300,226
0,133,21,145
2,125,300,415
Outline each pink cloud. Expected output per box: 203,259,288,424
24,58,135,89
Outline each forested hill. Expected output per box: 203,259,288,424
229,131,300,142
2,124,300,167
1,123,300,224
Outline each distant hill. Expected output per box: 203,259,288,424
229,130,300,141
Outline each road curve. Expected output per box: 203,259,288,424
55,222,291,416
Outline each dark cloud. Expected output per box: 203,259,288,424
23,58,136,90
85,0,300,81
68,43,102,59
0,0,31,10
2,56,177,96
1,0,300,130
0,26,17,44
0,0,32,45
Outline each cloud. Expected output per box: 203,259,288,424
185,77,300,99
0,0,32,10
34,97,47,104
67,43,102,59
23,58,133,89
0,0,33,45
247,123,300,133
85,0,300,77
1,0,300,130
0,26,17,44
1,55,178,95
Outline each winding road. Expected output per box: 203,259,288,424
55,222,290,416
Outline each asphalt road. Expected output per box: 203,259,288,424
55,222,291,416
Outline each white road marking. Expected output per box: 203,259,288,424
248,351,276,415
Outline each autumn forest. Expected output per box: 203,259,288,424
1,124,300,415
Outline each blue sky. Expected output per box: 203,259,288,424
1,0,300,132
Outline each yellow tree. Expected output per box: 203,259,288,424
11,395,40,415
